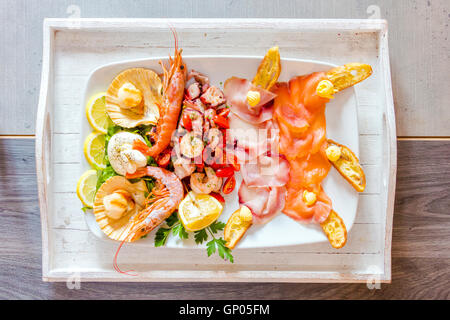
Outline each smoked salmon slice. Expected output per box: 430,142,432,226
272,72,333,223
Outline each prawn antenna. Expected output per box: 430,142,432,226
113,227,140,277
168,24,179,53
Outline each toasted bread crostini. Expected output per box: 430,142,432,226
252,46,281,90
326,139,366,192
224,206,253,249
320,210,347,249
326,63,372,92
316,63,372,99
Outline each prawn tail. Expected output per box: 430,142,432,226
125,166,149,179
132,139,152,156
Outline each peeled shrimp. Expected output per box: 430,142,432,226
180,131,204,158
205,128,222,150
190,167,222,194
173,156,196,179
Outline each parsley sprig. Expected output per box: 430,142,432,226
154,211,188,246
154,213,234,263
81,206,92,213
206,238,233,263
201,222,234,263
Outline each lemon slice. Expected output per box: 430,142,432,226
76,169,98,208
84,132,106,169
178,191,224,232
224,205,253,249
86,92,112,133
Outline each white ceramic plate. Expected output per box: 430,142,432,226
82,56,359,248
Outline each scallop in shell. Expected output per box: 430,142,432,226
106,68,163,128
94,176,148,241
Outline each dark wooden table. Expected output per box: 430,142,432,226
0,0,449,299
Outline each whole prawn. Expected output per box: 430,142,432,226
125,166,183,241
114,28,186,275
135,29,186,157
113,166,183,275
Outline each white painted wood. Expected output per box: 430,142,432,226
379,24,397,282
36,19,54,280
4,0,449,136
36,18,396,283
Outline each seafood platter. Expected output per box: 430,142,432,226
37,19,396,282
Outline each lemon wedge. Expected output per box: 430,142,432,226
178,191,223,232
84,132,106,169
86,92,112,133
76,169,98,208
224,205,253,249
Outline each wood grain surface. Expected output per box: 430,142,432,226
1,0,448,300
0,139,448,299
0,0,449,136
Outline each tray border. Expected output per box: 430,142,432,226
36,18,396,283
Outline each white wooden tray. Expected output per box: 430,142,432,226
36,18,396,283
